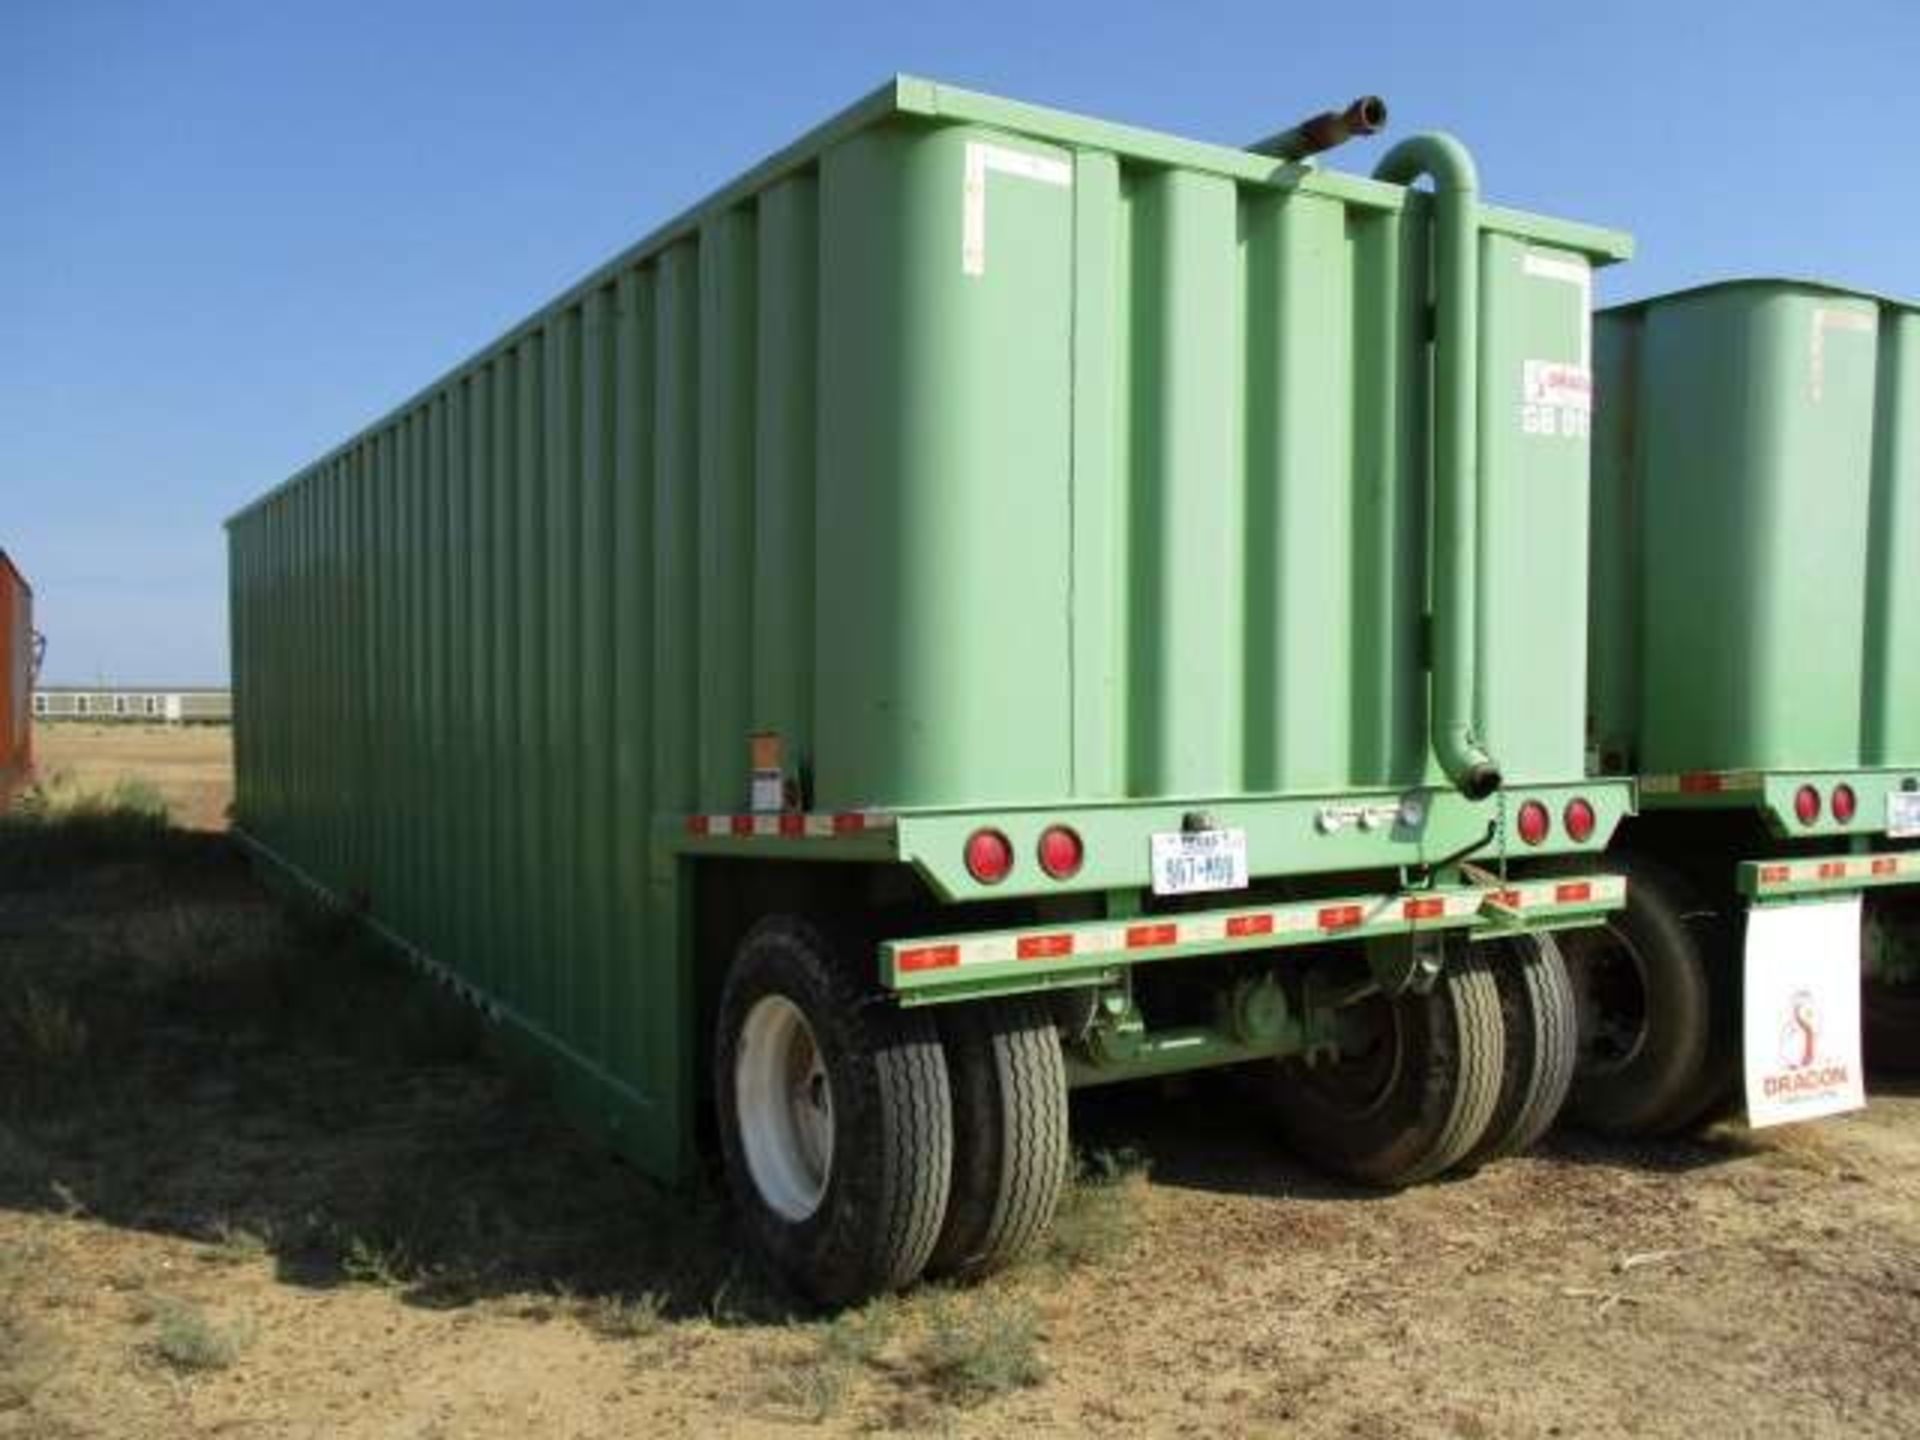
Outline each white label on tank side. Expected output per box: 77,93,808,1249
962,141,1072,278
1808,306,1876,403
1519,251,1593,439
1743,895,1866,1128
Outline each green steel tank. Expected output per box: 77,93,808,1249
227,78,1633,1304
1583,278,1920,1130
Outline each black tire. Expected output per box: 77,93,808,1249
1558,856,1722,1138
1459,933,1579,1168
1865,983,1920,1073
1665,904,1745,1131
714,916,952,1307
1864,895,1920,1074
1272,942,1505,1188
926,998,1070,1280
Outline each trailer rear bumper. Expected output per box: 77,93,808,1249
1736,849,1920,902
1640,767,1920,841
674,778,1635,902
879,872,1626,1006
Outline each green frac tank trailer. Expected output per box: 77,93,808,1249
1586,280,1920,1124
225,80,1917,1305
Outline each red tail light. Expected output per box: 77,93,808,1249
1516,800,1551,846
1036,825,1084,880
964,828,1013,885
1793,785,1821,827
1831,784,1857,823
1563,797,1597,843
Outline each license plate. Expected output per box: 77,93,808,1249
1742,896,1865,1128
1889,791,1920,839
1150,828,1249,897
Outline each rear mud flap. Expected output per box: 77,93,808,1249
1742,896,1866,1127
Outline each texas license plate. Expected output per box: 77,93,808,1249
1888,791,1920,839
1149,829,1249,897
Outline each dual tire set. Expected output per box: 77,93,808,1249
1270,933,1580,1189
713,913,1636,1304
716,917,1072,1306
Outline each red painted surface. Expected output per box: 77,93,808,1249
0,550,31,801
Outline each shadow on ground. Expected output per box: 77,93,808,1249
0,808,771,1323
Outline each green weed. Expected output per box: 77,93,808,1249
915,1293,1046,1406
199,1221,271,1267
150,1298,250,1373
576,1290,668,1341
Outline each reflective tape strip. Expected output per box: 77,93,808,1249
1640,771,1763,796
1750,853,1920,890
1482,875,1628,913
893,884,1593,972
685,811,895,839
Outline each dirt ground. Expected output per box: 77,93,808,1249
3,728,1919,1438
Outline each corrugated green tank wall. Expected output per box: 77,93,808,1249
228,79,1625,1169
1591,280,1920,774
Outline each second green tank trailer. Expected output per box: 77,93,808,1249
227,78,1638,1305
1583,279,1920,1131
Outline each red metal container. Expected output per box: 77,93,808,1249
1,550,32,801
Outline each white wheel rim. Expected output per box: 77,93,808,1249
736,995,835,1222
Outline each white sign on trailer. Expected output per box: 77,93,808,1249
1743,896,1866,1128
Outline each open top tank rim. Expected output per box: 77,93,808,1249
1605,275,1919,315
224,73,1632,531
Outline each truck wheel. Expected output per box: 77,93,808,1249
1557,857,1718,1137
926,998,1070,1280
1272,944,1504,1187
1664,910,1744,1131
715,917,952,1307
1460,932,1578,1168
1865,983,1920,1073
1864,895,1920,1073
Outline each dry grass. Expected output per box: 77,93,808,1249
0,1237,63,1411
27,724,232,832
8,730,1920,1438
0,765,778,1332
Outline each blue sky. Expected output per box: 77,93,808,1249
5,0,1915,683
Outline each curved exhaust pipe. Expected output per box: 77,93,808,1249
1372,133,1503,801
1248,96,1389,161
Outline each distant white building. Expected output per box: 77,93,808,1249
33,685,231,725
